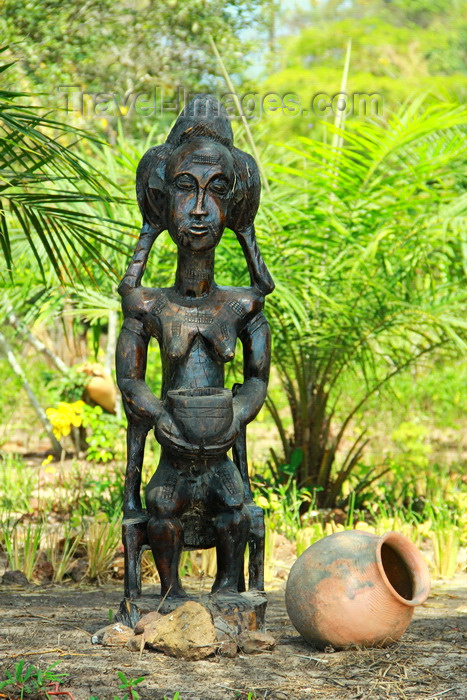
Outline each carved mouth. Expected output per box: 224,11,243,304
187,224,209,235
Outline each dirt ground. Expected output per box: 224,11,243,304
0,575,466,700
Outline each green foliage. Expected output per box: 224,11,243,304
46,527,83,583
425,500,461,578
262,98,467,507
89,671,147,700
379,357,467,429
81,405,126,463
261,0,467,140
0,48,131,286
3,520,42,580
0,660,67,699
86,515,122,582
48,367,91,403
253,472,312,540
69,461,125,519
0,454,35,512
1,0,270,112
116,672,145,700
390,420,432,485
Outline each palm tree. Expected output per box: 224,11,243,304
263,98,467,507
0,47,132,286
0,48,135,451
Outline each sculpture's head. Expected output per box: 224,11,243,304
165,137,234,252
136,95,260,250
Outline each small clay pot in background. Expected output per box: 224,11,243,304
285,530,430,649
79,362,117,414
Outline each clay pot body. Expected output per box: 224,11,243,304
285,530,430,649
166,387,233,445
79,362,117,414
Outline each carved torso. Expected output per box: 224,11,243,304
122,284,265,396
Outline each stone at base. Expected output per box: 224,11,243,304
1,570,30,586
91,623,134,646
134,610,164,635
143,601,217,660
112,590,268,658
116,590,267,632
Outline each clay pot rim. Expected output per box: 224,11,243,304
375,530,431,607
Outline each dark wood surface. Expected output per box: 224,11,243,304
116,95,274,606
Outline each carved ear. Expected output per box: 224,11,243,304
136,144,172,231
148,162,166,191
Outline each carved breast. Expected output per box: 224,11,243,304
149,289,241,365
123,285,264,367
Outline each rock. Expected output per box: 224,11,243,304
34,561,54,583
134,610,164,635
213,617,238,658
205,591,267,632
238,631,276,654
216,638,238,657
144,601,217,660
126,635,145,652
92,623,134,646
91,626,108,644
1,570,30,586
137,614,166,647
69,558,88,582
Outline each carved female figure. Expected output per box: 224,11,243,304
116,96,273,601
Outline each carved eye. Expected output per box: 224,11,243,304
175,174,196,191
209,177,230,196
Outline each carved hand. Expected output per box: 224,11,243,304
154,408,202,458
154,407,242,459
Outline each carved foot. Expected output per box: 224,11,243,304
211,578,240,596
162,585,189,601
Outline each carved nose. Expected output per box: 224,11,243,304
191,190,207,217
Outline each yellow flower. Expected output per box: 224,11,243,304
257,496,269,509
46,400,85,440
41,454,54,467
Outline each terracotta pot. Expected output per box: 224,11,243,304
285,530,430,649
166,387,233,444
78,362,117,414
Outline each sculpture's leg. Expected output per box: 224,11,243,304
147,514,186,598
146,453,189,599
124,421,148,515
122,516,150,599
247,503,265,591
210,457,251,594
212,504,250,594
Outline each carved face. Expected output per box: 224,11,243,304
166,139,234,252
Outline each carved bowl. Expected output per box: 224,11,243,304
166,387,233,445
